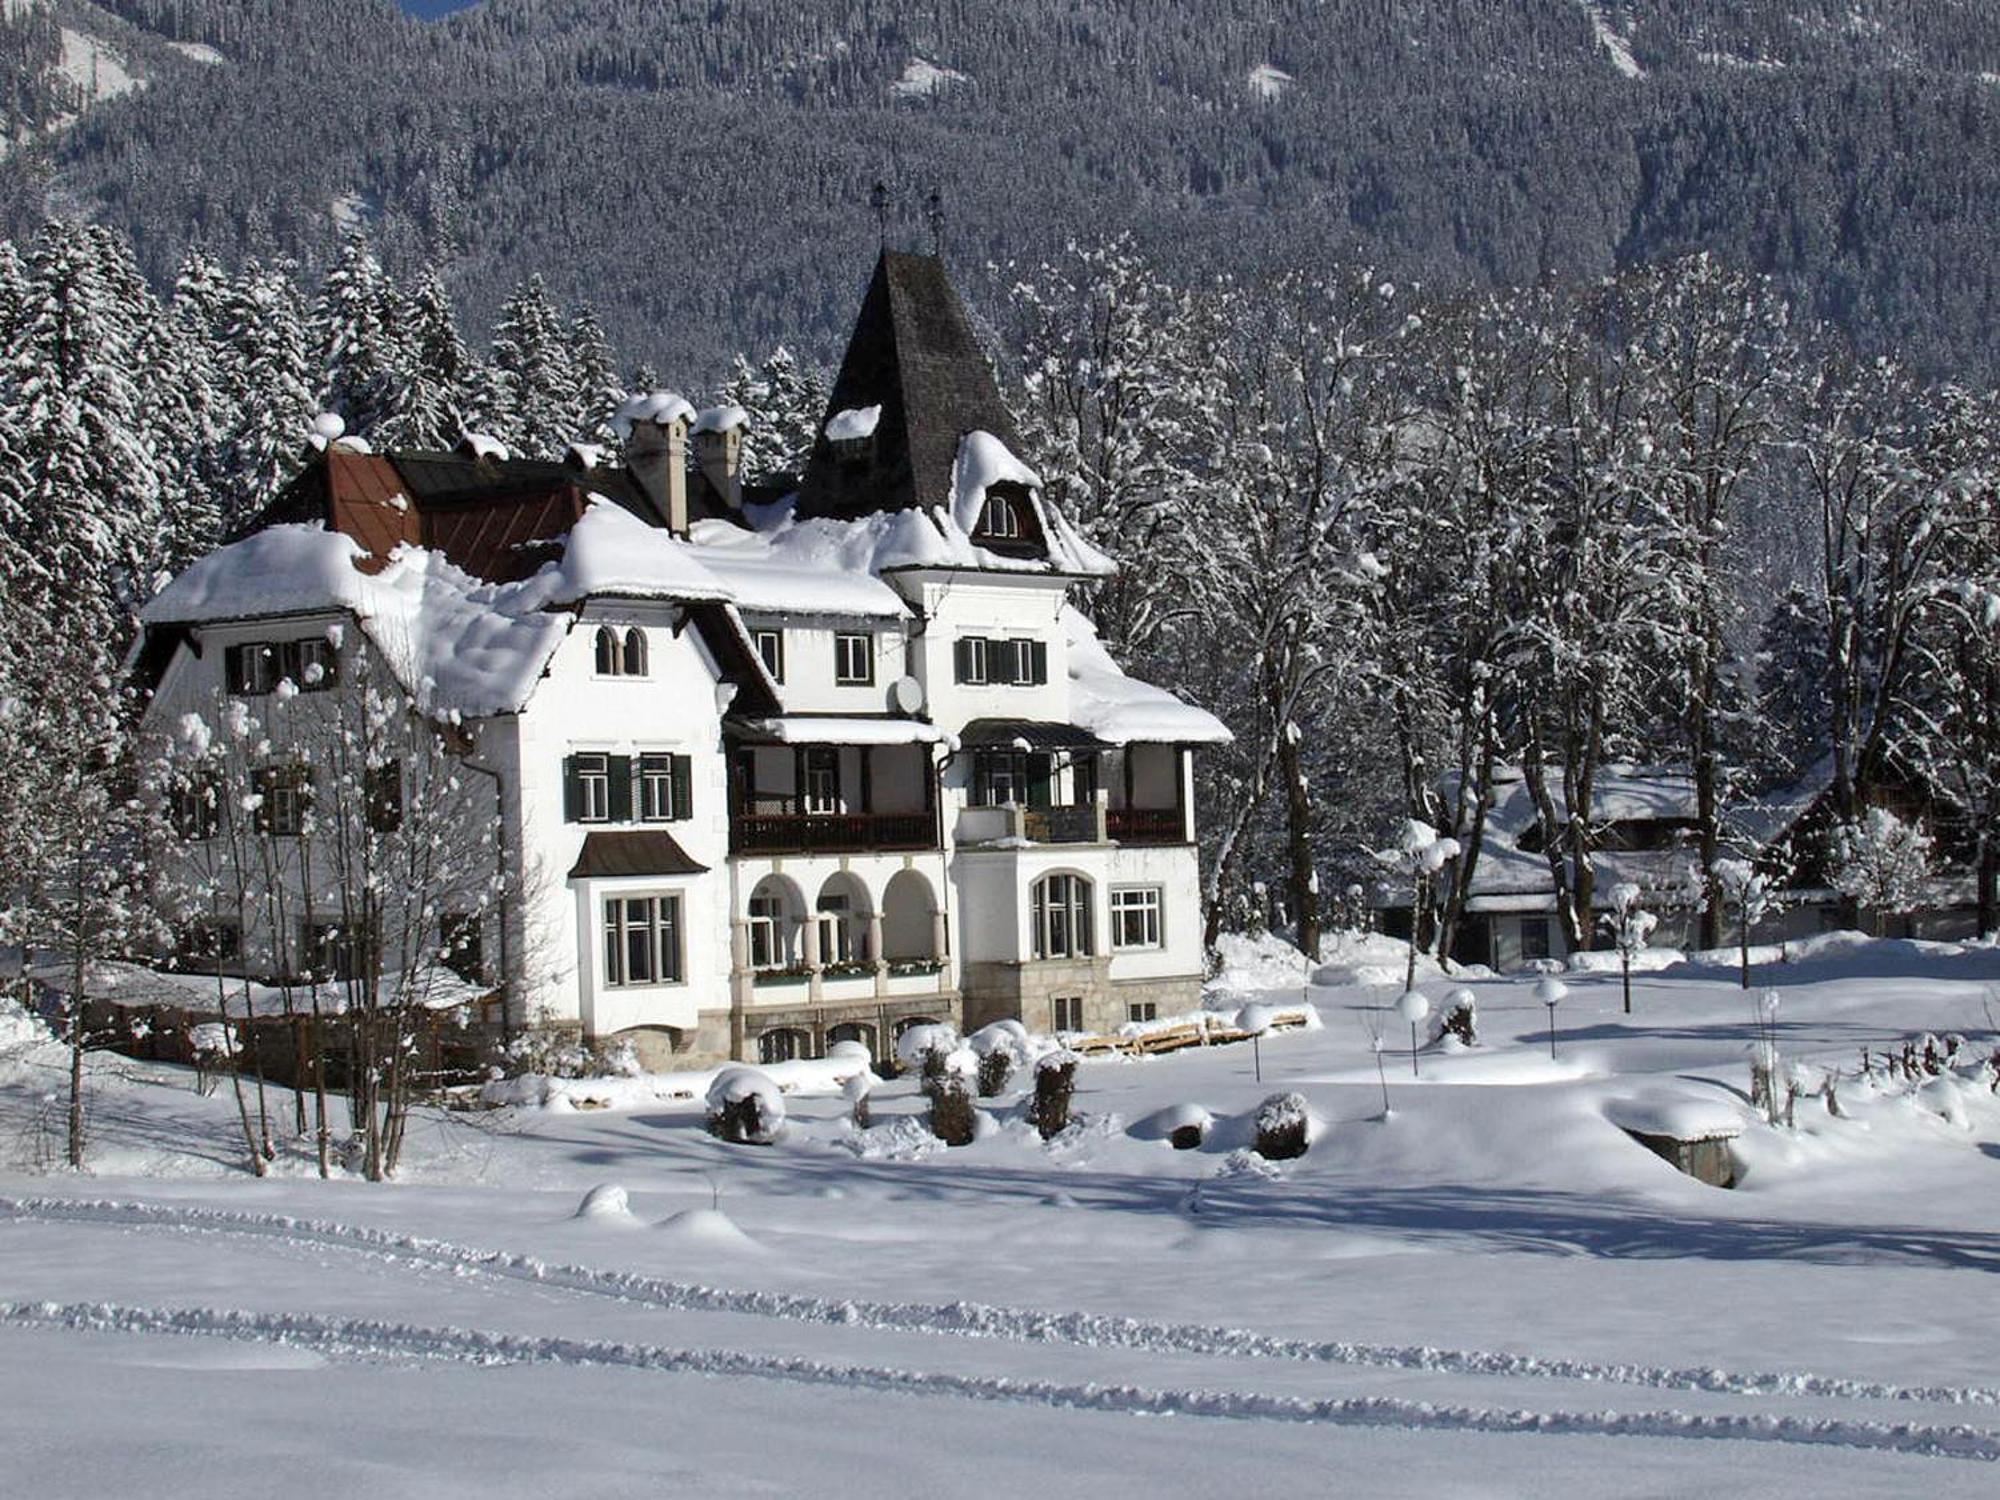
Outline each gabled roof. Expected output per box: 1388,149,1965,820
797,251,1027,524
254,445,740,585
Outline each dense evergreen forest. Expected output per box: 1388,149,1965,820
0,1,1996,382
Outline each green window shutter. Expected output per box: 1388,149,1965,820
1028,754,1053,809
608,755,634,822
1030,641,1049,685
954,638,973,684
562,756,582,823
671,754,693,820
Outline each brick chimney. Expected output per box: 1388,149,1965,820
692,404,749,511
615,391,694,535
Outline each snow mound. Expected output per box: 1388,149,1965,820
895,1023,959,1071
572,1183,638,1225
1066,607,1229,746
1214,1148,1282,1180
654,1207,767,1254
890,57,969,97
0,996,51,1052
824,405,881,441
1247,63,1294,100
1604,1093,1747,1142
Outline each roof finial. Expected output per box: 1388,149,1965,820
925,188,945,258
870,180,890,250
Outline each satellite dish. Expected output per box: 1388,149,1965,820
891,675,925,714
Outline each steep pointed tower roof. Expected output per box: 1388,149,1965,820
796,250,1025,521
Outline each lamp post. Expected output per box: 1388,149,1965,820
1534,975,1568,1061
1238,1003,1274,1082
1396,989,1430,1077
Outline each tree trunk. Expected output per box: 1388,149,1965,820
1276,723,1319,959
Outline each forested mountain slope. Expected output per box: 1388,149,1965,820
2,0,1995,380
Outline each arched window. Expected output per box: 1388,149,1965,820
622,627,648,677
594,626,620,676
827,1021,876,1059
1032,873,1094,960
758,1027,810,1065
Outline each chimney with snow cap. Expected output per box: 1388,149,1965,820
614,391,693,535
691,404,748,511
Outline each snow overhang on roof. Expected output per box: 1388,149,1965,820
729,715,954,747
1062,607,1231,746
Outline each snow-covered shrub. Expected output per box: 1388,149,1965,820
1030,1049,1080,1140
704,1066,785,1145
1253,1091,1312,1160
1832,808,1934,929
927,1071,976,1147
1162,1103,1211,1150
895,1021,958,1080
1432,987,1477,1048
976,1048,1014,1097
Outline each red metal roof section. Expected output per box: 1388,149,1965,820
416,484,589,584
324,451,421,575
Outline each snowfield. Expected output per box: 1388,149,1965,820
5,936,2000,1496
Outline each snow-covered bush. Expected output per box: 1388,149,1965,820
704,1066,785,1145
1832,808,1934,930
1030,1049,1080,1140
976,1048,1014,1097
1432,986,1478,1048
1253,1091,1313,1160
1161,1103,1212,1150
894,1021,958,1080
927,1071,976,1147
842,1068,874,1130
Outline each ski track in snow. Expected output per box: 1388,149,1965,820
3,1298,1997,1462
6,1195,2000,1412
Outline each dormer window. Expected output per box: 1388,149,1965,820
971,481,1041,554
595,626,648,677
978,491,1024,540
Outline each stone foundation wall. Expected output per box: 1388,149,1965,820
962,960,1203,1036
654,994,962,1069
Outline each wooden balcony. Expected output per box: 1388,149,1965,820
730,810,937,856
1106,806,1186,845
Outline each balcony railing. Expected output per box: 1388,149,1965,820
731,810,936,856
1106,807,1186,845
1023,804,1101,844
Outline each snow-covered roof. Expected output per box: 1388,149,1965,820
686,516,913,618
141,524,572,719
510,499,734,610
732,716,955,747
1063,607,1230,746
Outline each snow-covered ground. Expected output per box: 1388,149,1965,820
6,935,2000,1495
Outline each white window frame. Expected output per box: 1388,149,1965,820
575,752,613,823
638,753,675,822
1032,873,1094,960
748,893,789,970
753,628,785,683
817,893,859,965
603,894,684,987
834,631,874,686
1109,886,1164,951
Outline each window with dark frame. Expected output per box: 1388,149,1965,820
603,894,683,986
621,627,648,677
594,626,620,676
1052,995,1084,1032
977,491,1025,540
1127,1001,1158,1024
171,776,220,840
954,636,989,686
801,748,841,815
572,753,613,822
748,893,788,969
638,753,676,821
300,920,373,983
365,760,404,833
175,918,240,969
1521,916,1552,962
254,763,312,836
1110,886,1163,950
753,628,786,683
953,635,1045,686
225,639,337,696
834,631,874,686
